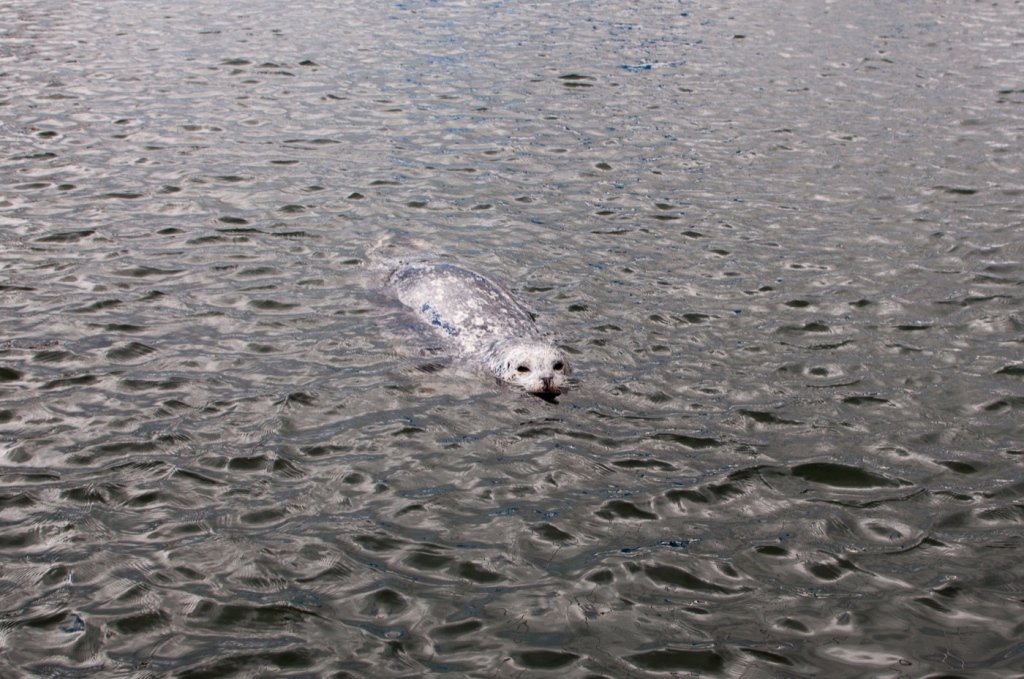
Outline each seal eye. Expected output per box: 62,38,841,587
552,361,564,371
516,365,530,373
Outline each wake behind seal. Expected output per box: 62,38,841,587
381,257,571,397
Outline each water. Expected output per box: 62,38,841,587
2,0,1023,676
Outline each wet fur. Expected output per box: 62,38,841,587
384,261,570,395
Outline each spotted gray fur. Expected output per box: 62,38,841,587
386,261,570,396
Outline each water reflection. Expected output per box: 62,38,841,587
2,0,1023,676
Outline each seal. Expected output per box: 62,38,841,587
385,260,570,396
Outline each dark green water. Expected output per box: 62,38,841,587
2,0,1023,676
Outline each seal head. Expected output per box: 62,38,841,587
488,340,570,395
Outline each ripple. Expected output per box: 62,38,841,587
530,523,576,543
611,457,676,470
35,229,95,243
112,266,185,278
248,299,300,311
405,549,454,571
431,619,482,637
515,650,579,669
651,432,723,449
110,609,170,635
455,562,502,583
0,367,25,381
595,500,659,521
627,648,726,673
643,564,738,594
791,462,903,489
106,342,157,362
362,588,407,617
737,409,802,425
843,395,890,406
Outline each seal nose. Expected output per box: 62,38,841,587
531,376,561,401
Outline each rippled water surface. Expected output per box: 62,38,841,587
2,0,1024,676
